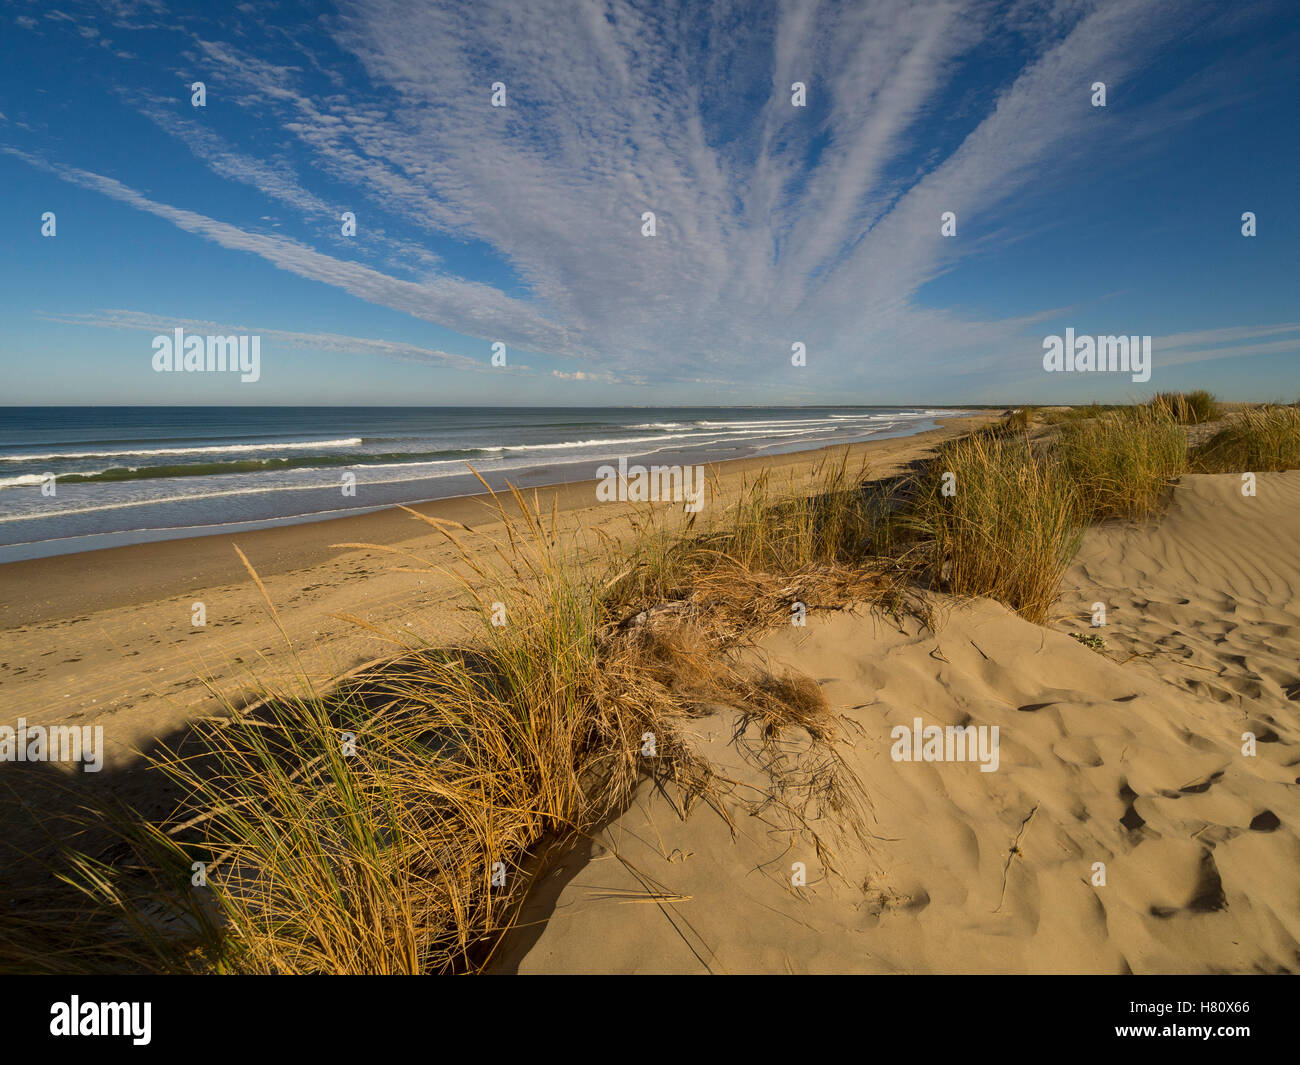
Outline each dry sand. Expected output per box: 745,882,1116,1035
494,472,1300,974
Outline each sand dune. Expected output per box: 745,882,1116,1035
497,472,1300,973
1055,471,1300,717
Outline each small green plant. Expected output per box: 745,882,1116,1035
1069,631,1107,652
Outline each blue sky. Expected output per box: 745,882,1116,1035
1,0,1297,406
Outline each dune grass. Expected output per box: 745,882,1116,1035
1040,402,1120,426
17,477,868,975
1150,389,1222,425
905,432,1082,625
600,450,910,628
14,396,1300,975
40,502,609,974
1190,404,1300,473
1057,404,1187,521
682,449,890,573
720,452,880,571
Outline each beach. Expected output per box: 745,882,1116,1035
0,416,990,772
5,0,1298,1011
0,406,965,562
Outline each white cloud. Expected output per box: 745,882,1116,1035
1152,323,1300,369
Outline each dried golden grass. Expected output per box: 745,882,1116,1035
1057,404,1187,521
23,400,1292,974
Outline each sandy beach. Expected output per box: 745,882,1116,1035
0,417,991,772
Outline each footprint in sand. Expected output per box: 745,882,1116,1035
859,879,930,924
1118,781,1147,834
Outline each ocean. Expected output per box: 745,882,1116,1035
0,406,972,561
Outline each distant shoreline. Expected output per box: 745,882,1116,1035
0,411,981,565
0,416,983,630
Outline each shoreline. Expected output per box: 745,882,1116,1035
0,416,982,629
0,410,981,566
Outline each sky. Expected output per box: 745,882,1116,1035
1,0,1297,407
